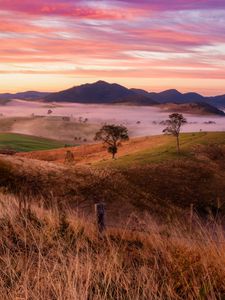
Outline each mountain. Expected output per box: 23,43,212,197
45,80,134,103
114,93,157,106
183,92,205,103
1,81,224,110
0,91,50,102
44,80,157,105
208,94,225,108
133,88,225,108
148,89,183,103
130,88,152,97
146,89,205,104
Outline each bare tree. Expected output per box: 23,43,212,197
94,124,129,159
163,113,187,154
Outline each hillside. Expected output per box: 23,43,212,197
114,93,157,105
0,133,64,152
0,91,50,101
18,132,225,166
159,102,225,116
209,94,225,108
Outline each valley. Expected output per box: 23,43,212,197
0,100,224,145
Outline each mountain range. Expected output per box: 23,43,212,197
1,81,225,115
44,80,225,108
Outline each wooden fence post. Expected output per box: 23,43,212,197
95,203,105,233
189,203,193,233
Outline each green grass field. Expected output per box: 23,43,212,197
98,131,225,168
0,133,65,152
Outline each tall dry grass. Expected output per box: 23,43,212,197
0,193,224,300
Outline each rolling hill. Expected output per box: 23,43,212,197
0,133,65,152
15,131,225,219
18,131,225,166
159,102,225,116
0,91,50,102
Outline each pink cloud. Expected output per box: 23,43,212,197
0,0,224,93
115,0,225,10
0,0,142,20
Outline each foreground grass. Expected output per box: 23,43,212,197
0,195,224,300
0,133,64,152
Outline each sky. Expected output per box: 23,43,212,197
0,0,225,95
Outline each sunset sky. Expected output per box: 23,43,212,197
0,0,225,95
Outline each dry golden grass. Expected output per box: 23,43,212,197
18,135,172,165
17,132,225,170
0,194,224,300
1,147,225,220
1,136,225,299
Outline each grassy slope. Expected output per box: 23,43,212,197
0,133,64,152
97,131,225,167
15,131,225,219
20,131,225,166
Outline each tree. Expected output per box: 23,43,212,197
163,113,187,154
94,124,129,159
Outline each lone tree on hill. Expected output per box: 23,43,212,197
163,113,187,154
94,124,129,159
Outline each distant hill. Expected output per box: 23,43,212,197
159,102,225,116
133,88,225,108
146,89,205,104
0,91,50,102
208,94,225,108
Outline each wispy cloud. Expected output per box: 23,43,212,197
0,0,224,94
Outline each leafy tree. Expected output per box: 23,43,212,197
94,124,129,159
163,113,187,154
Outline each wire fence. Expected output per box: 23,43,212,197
92,203,225,245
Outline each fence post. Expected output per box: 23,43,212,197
95,203,105,234
189,203,193,233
